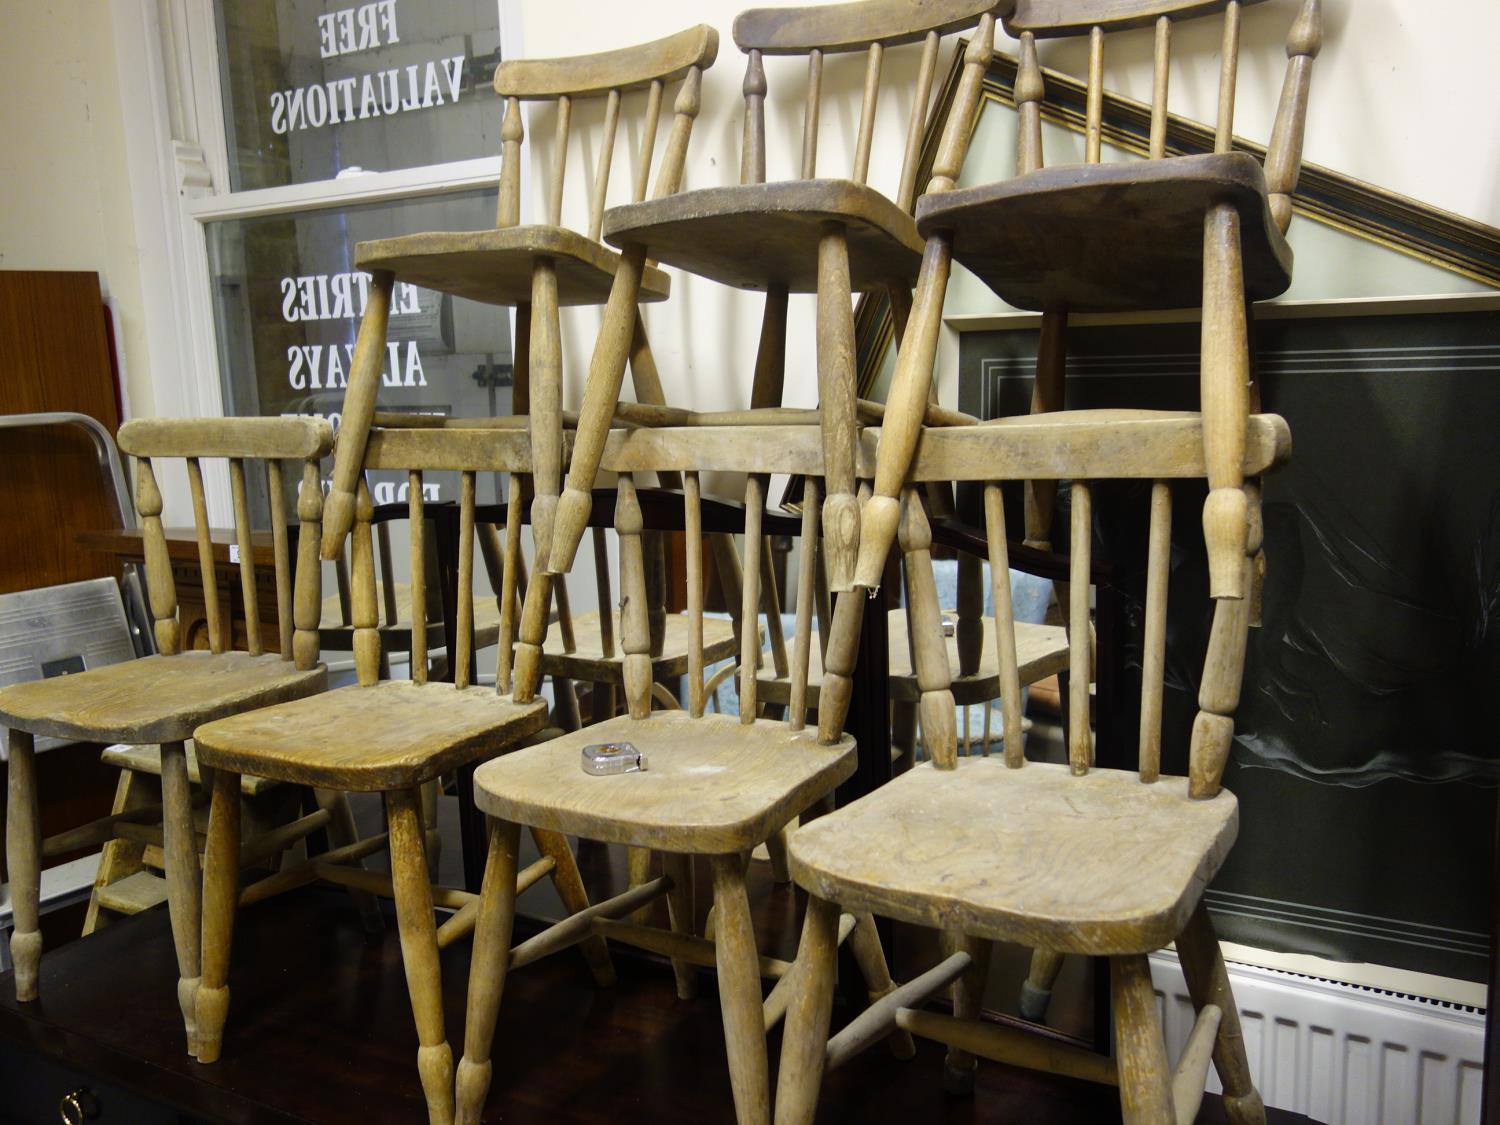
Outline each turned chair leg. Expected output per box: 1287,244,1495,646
420,780,443,883
1020,947,1066,1022
5,729,41,1002
943,931,992,1095
763,827,791,885
1201,201,1252,602
661,852,698,1000
530,826,614,987
815,222,860,592
386,787,455,1125
710,853,770,1125
1111,954,1174,1124
773,894,841,1125
455,818,521,1125
160,739,203,1056
846,912,915,1059
1176,904,1266,1125
196,769,241,1063
626,845,655,923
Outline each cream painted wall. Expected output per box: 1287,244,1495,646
0,0,155,419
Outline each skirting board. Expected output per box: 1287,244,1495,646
1149,948,1486,1125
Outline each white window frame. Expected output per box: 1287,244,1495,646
111,0,524,520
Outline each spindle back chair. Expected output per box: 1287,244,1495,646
190,425,619,1123
0,417,334,1053
546,1,1007,598
858,0,1322,607
776,406,1292,1124
321,25,719,572
453,423,910,1125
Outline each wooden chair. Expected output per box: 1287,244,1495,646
773,408,1292,1124
319,24,719,566
189,427,617,1123
857,0,1323,609
546,0,1008,597
0,417,338,1052
452,424,908,1125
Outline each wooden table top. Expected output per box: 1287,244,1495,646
77,527,280,567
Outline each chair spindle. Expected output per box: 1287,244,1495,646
1085,26,1105,164
548,95,573,227
899,489,958,770
496,473,524,693
455,471,476,691
588,88,622,242
497,97,524,227
761,543,790,680
615,475,652,719
895,30,941,212
684,472,705,718
982,483,1025,769
351,479,380,686
789,478,821,732
409,470,428,685
801,49,824,180
852,42,884,184
634,79,665,202
185,457,223,654
1068,481,1092,775
1015,32,1044,176
229,458,262,656
377,520,398,627
741,50,767,185
1150,17,1172,160
136,457,179,656
266,460,293,661
592,526,615,660
293,461,323,671
651,66,704,201
1265,0,1323,232
739,475,766,723
1138,481,1172,783
1215,0,1242,154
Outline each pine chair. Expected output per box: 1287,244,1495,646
774,408,1292,1124
190,428,614,1124
452,423,908,1125
0,417,340,1049
320,25,719,566
858,0,1323,609
545,0,1009,598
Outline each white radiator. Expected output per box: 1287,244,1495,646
1149,951,1486,1125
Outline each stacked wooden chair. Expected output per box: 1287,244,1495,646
776,407,1293,1124
0,417,345,1055
847,0,1322,1022
317,25,722,718
451,422,907,1125
188,426,618,1122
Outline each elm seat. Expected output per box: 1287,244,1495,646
756,609,1068,707
602,180,924,293
473,709,857,854
193,680,549,792
788,758,1240,955
355,225,672,309
915,153,1293,312
0,652,326,746
542,611,739,685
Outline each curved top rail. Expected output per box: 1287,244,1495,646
1007,0,1268,38
734,0,1008,55
118,416,334,462
493,24,718,99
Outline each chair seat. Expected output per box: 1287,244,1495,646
756,610,1068,707
355,224,672,308
319,582,502,650
0,652,326,746
542,611,739,684
473,709,857,854
788,758,1239,955
603,179,924,293
193,680,549,792
915,153,1292,312
100,741,280,797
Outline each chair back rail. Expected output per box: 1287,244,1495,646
884,408,1289,798
116,417,333,666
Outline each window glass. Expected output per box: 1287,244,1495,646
208,188,513,507
215,0,502,191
